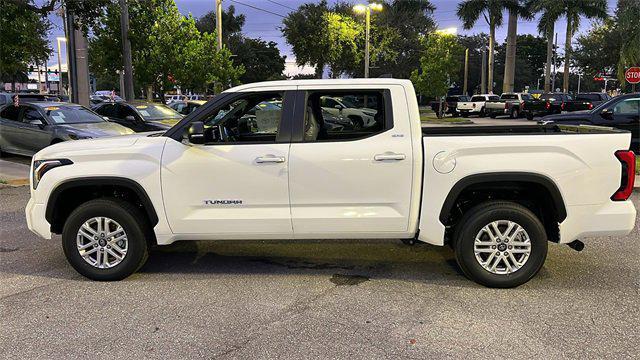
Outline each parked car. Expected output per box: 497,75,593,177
320,95,378,129
542,93,639,153
539,93,593,114
431,95,471,117
168,100,206,115
27,79,636,288
457,94,500,117
574,92,612,108
92,101,183,132
485,93,547,119
0,102,133,156
0,93,60,106
164,94,185,104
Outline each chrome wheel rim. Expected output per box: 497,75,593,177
474,220,531,275
77,217,128,269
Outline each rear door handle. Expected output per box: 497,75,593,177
374,153,406,161
255,155,286,163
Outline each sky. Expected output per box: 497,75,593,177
45,0,619,74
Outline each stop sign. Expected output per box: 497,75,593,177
625,67,640,84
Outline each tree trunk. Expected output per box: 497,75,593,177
502,10,518,93
563,19,572,93
544,25,554,92
315,63,324,79
488,21,495,94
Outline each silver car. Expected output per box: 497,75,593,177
0,101,134,156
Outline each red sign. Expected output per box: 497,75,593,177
625,67,640,84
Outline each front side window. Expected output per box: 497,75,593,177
304,91,387,142
613,99,640,115
201,92,284,143
22,107,45,123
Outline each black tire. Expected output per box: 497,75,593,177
62,198,150,281
461,113,469,118
452,201,548,288
510,108,519,119
479,107,486,117
489,113,497,118
526,112,534,120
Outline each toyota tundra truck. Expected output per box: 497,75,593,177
25,79,636,288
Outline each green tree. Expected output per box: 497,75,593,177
573,19,620,79
411,33,463,116
5,0,111,31
616,0,640,84
196,6,286,84
457,0,520,94
526,0,564,92
558,0,608,92
282,0,332,78
0,2,51,90
457,34,490,94
89,0,242,97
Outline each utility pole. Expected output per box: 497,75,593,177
120,0,135,101
463,48,469,95
551,33,558,92
65,10,90,106
216,0,223,50
481,47,487,94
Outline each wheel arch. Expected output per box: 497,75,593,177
45,177,159,234
439,172,567,241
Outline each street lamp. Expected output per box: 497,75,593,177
56,37,67,95
353,2,383,78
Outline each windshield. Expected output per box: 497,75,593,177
133,104,182,121
44,105,106,124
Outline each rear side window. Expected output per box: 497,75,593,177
0,105,21,121
471,96,484,102
95,104,116,118
304,91,388,142
488,96,500,101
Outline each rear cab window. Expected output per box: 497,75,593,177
303,90,389,142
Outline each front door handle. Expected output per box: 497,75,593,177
255,155,286,163
374,153,406,161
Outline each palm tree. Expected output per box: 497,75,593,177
457,0,519,94
503,1,533,93
528,0,563,92
560,0,608,92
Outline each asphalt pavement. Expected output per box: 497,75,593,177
1,185,639,359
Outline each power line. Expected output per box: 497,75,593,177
265,0,295,12
228,0,286,18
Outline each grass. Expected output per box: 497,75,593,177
419,109,472,124
0,179,7,185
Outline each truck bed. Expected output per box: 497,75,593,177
422,124,624,136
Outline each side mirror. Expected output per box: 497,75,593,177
600,108,614,120
29,119,44,128
188,121,205,144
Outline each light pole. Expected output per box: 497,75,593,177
353,3,383,78
56,37,66,95
216,0,223,50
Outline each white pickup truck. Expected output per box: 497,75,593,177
26,79,636,288
457,94,500,117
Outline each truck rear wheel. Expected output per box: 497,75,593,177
510,108,519,119
61,198,150,281
452,201,547,288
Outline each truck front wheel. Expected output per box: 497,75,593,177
61,199,150,281
453,201,547,288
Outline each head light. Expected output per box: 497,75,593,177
32,159,73,189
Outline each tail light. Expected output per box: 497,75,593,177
520,101,525,110
546,101,551,109
561,102,565,111
611,150,636,201
588,103,593,110
504,102,509,109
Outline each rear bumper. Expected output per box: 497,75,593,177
25,198,52,239
559,200,636,243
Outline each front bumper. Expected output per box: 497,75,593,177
25,197,52,239
559,200,636,243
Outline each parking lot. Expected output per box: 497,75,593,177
1,184,639,359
